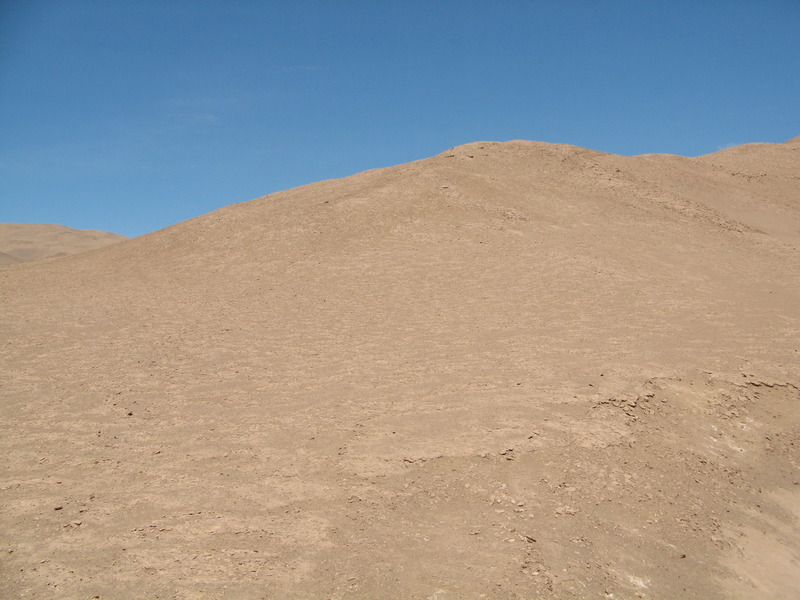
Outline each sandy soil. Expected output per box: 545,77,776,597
0,223,127,266
0,251,27,268
1,138,798,599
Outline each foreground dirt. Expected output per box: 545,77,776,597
1,139,798,599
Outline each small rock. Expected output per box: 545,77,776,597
555,506,578,516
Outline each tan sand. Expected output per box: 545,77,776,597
1,138,798,599
0,223,127,267
0,251,27,268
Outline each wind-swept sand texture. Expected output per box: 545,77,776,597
1,138,798,599
0,251,26,268
0,223,127,267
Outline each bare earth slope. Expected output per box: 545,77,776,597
1,139,798,599
0,223,127,266
0,251,26,268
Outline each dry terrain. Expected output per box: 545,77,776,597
0,223,127,267
1,138,799,599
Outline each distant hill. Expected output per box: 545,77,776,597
0,250,26,268
0,223,127,267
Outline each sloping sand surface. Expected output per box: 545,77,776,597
1,139,798,599
0,223,127,266
0,251,26,268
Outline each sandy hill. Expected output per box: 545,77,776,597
0,223,127,267
0,250,27,268
1,138,798,599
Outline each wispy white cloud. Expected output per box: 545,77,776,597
191,112,220,123
174,112,220,124
164,91,252,114
268,64,321,74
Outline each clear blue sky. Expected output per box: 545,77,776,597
1,0,799,237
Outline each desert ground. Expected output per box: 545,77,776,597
0,223,127,267
1,138,798,599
